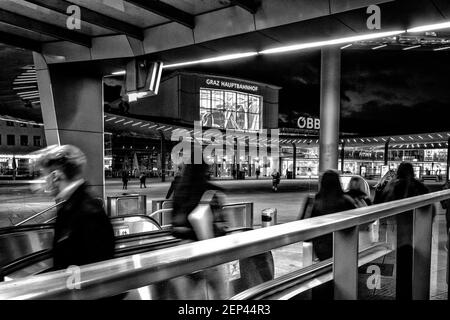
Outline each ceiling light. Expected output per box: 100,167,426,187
340,44,353,50
163,52,258,68
403,45,421,51
259,30,405,54
434,46,450,51
112,70,126,75
407,21,450,33
372,44,387,50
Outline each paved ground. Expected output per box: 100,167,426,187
0,177,324,227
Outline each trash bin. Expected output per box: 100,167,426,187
261,208,277,227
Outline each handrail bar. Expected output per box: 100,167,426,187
14,201,66,227
0,189,449,300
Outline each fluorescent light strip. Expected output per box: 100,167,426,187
112,70,126,75
163,52,258,68
115,119,125,123
17,92,40,97
340,44,353,50
17,90,39,95
13,81,37,84
148,125,157,129
140,124,149,128
403,45,421,51
105,117,117,122
434,46,450,51
13,86,37,90
123,121,133,125
259,30,405,54
131,122,142,126
372,44,387,50
156,126,166,130
408,21,450,33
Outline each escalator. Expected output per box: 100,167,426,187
0,215,174,273
0,217,274,299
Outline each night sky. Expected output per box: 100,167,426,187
2,44,450,136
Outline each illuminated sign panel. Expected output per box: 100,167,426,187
200,88,262,131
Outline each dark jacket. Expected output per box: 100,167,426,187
310,194,356,261
379,177,428,203
171,181,225,241
346,189,372,207
53,183,115,270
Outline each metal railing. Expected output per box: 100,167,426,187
0,190,449,300
13,201,66,227
149,201,254,230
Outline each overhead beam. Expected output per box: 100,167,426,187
24,0,144,40
0,9,91,47
231,0,260,14
124,0,195,29
0,30,41,52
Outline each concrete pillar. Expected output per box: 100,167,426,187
319,47,341,173
33,53,105,199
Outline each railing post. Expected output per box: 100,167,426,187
412,205,433,300
333,226,359,300
396,212,413,300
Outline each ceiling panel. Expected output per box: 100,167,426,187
0,22,57,42
67,0,170,28
161,0,231,15
0,0,114,36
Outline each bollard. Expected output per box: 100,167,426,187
261,208,277,227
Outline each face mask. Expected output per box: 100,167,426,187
31,170,60,196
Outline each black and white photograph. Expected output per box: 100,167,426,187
0,0,449,310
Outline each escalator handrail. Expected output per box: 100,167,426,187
14,201,66,227
0,235,182,281
0,223,54,236
0,228,251,280
230,243,392,300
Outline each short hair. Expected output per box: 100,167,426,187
37,145,86,180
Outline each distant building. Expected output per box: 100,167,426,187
0,115,46,178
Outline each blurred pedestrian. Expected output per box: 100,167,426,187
166,164,183,199
139,172,147,188
255,168,260,179
440,181,450,250
379,162,428,203
377,162,429,299
306,170,356,300
168,162,229,299
36,145,115,271
373,169,396,204
308,170,356,261
271,169,280,191
121,170,129,190
346,176,372,207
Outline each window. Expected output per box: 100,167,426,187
199,88,262,131
0,135,2,145
33,136,41,147
7,135,15,146
20,135,28,146
6,121,14,127
33,125,40,128
19,123,27,128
